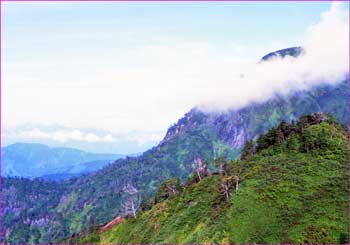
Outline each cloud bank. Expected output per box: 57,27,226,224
3,3,348,152
2,125,164,154
196,2,349,111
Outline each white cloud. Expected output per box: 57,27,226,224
2,3,348,146
196,2,349,111
1,124,165,153
6,128,117,143
126,132,164,146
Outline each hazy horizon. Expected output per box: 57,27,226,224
2,2,348,154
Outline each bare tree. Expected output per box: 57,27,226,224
220,176,233,201
155,178,182,203
122,184,140,218
213,157,230,176
233,175,239,194
167,184,178,194
192,157,208,181
123,196,138,218
231,161,243,194
123,184,138,195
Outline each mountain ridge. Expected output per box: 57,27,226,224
64,114,348,244
1,143,125,179
261,46,304,62
2,47,348,244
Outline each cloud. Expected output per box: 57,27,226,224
5,128,117,143
126,132,164,146
3,3,348,145
195,2,349,111
2,124,165,153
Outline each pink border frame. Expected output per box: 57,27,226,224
0,0,349,244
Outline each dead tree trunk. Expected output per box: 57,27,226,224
193,157,206,181
234,175,239,193
123,184,139,218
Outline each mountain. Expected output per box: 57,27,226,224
2,47,348,244
65,114,348,244
261,46,304,61
39,160,115,181
1,143,124,178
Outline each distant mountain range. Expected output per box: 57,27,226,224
1,143,129,179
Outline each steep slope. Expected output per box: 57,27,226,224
2,48,348,244
46,77,348,238
2,125,235,244
2,177,69,243
163,80,348,150
1,143,123,178
70,114,348,244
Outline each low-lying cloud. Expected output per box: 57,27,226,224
3,2,349,150
4,128,116,143
196,2,349,111
2,125,165,153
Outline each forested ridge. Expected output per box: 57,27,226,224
65,113,348,244
2,47,348,244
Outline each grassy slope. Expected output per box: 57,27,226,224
73,121,348,244
47,125,238,241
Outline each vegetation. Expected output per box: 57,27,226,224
1,143,121,178
2,79,348,244
67,114,348,244
2,125,236,244
1,178,69,243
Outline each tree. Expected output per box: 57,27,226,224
233,175,239,194
256,129,278,152
155,178,182,203
231,161,243,194
139,197,156,212
213,157,230,176
192,157,208,181
338,232,348,244
220,176,233,201
287,133,299,152
240,140,256,160
297,113,327,134
122,184,140,218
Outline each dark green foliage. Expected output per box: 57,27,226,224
286,132,300,152
155,178,182,203
1,178,69,243
255,112,342,154
240,140,255,160
213,157,232,177
256,119,295,152
339,232,348,244
301,122,345,155
3,125,234,244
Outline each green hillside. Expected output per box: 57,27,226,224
2,125,236,244
2,81,348,244
69,113,348,244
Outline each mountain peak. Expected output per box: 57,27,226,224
261,46,304,62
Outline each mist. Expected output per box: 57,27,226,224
196,2,349,112
3,2,349,150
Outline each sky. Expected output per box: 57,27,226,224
2,2,349,154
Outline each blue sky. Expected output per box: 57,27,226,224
2,2,348,154
4,2,331,58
